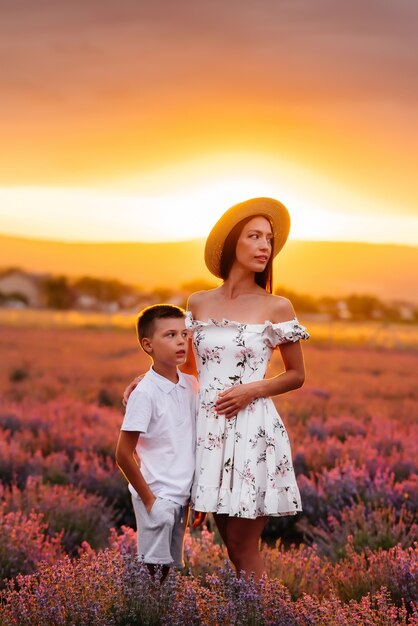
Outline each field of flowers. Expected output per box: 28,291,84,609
0,323,417,625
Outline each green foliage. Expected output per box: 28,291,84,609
275,285,320,313
43,276,74,309
73,276,136,303
180,279,218,293
274,284,418,322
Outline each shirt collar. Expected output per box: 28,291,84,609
148,366,187,394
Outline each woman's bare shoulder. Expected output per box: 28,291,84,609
266,294,296,323
187,288,220,310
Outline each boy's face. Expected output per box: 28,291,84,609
142,317,188,366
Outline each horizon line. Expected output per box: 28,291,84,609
1,230,417,249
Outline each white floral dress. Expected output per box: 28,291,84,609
185,311,309,519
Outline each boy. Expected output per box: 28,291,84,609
116,304,202,577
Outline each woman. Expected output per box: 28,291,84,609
126,197,309,579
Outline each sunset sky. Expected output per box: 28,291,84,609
0,0,417,244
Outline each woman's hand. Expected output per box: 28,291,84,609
122,375,143,407
215,382,258,420
192,510,206,528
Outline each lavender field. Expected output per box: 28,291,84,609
0,324,417,625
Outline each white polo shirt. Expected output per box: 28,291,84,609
121,367,197,506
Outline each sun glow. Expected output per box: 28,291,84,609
0,153,417,245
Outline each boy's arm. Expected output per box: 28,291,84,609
115,431,156,513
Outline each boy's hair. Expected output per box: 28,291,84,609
136,304,186,345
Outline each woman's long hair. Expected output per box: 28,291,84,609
219,215,274,293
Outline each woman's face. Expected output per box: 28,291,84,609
234,216,273,274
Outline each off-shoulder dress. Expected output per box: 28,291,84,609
185,311,309,519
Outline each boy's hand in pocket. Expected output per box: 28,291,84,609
145,494,156,514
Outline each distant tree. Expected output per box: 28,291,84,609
318,296,341,319
345,294,384,320
4,267,416,322
0,266,23,277
180,279,218,293
150,287,175,302
274,285,320,313
43,276,74,310
73,276,136,304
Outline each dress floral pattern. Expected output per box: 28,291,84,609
185,311,310,519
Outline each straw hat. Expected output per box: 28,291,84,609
204,197,291,278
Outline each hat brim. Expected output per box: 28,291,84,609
204,197,290,278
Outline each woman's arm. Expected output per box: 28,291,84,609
122,376,142,406
179,292,200,378
180,336,198,377
259,340,305,392
115,431,156,512
215,341,305,419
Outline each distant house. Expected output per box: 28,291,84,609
74,294,99,310
392,301,416,322
0,269,46,308
336,300,352,320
